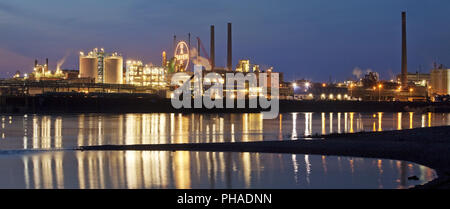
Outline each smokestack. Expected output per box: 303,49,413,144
188,33,191,49
34,59,38,67
401,11,407,88
227,22,232,71
46,58,49,72
210,25,215,70
197,38,201,57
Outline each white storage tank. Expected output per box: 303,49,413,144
79,53,98,80
104,54,123,84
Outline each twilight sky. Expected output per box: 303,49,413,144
0,0,449,82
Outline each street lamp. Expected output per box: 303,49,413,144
373,86,376,101
378,84,383,101
409,88,414,100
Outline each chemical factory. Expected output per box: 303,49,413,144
0,22,292,100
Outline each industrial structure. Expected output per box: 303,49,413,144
79,48,124,84
104,53,123,84
126,60,166,87
6,15,448,103
400,11,408,89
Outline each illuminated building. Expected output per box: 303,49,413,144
126,60,166,87
396,72,430,87
236,60,250,72
126,60,144,85
32,58,65,81
79,48,123,84
253,64,260,73
162,51,167,67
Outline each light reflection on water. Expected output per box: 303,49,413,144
0,151,435,189
0,112,449,149
0,112,444,189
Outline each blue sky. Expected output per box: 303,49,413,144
0,0,449,81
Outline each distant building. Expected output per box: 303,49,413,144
235,60,262,73
236,60,250,72
431,65,450,95
126,60,166,87
309,83,349,100
396,72,430,87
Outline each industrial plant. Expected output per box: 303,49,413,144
1,12,450,110
0,22,292,101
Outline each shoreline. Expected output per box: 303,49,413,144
2,93,450,113
79,126,450,189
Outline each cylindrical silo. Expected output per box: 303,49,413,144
79,55,98,80
104,55,123,84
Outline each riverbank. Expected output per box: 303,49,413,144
79,126,450,189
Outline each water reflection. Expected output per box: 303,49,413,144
2,151,433,189
0,112,448,149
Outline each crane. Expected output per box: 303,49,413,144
196,37,210,60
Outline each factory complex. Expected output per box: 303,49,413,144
2,22,293,100
2,12,450,103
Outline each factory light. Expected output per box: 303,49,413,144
322,83,326,87
378,84,382,88
305,82,310,88
292,83,297,88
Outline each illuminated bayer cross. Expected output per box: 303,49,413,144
174,41,190,72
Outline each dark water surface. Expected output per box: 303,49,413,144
0,151,435,189
0,112,442,188
0,112,448,149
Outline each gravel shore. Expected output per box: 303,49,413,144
79,126,450,189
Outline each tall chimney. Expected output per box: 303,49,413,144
227,22,232,71
45,58,49,72
197,37,201,57
34,59,38,67
210,25,215,70
401,11,407,88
